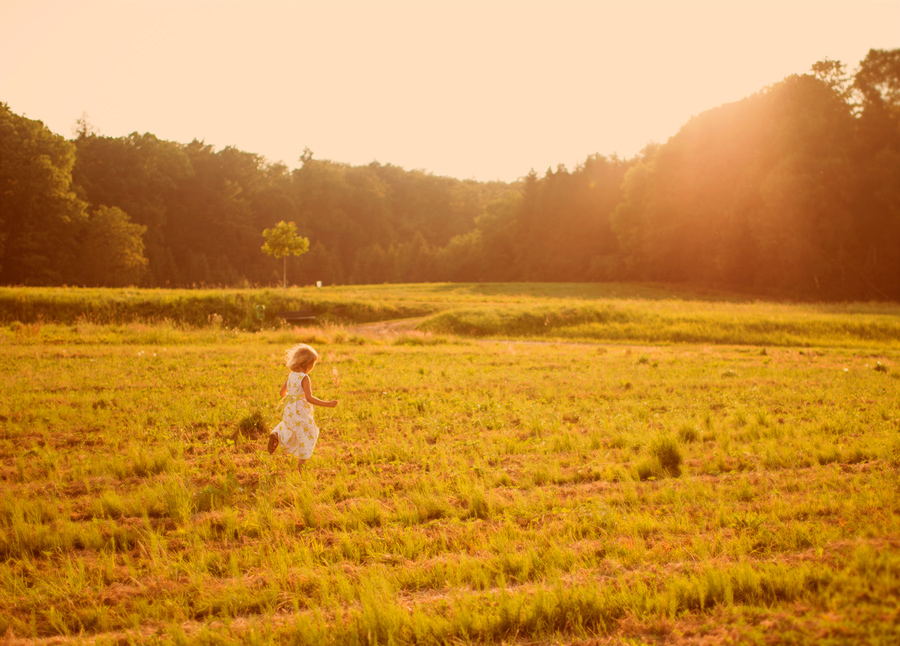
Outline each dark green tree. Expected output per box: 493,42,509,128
612,72,857,295
848,49,900,298
0,103,86,284
73,130,191,284
76,206,148,286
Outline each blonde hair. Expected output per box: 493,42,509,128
285,343,318,373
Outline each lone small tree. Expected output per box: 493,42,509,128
261,221,310,291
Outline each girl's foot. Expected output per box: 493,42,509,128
267,433,278,454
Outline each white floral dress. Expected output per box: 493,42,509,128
272,371,320,459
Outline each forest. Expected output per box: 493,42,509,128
1,49,898,299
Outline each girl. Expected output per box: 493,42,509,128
267,343,337,471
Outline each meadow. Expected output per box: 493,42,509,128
1,284,899,645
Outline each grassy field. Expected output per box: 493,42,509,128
3,282,900,347
1,284,899,644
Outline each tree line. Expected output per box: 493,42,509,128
1,49,897,299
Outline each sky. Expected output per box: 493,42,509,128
1,1,898,183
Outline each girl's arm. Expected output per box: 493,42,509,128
301,375,338,408
280,379,288,398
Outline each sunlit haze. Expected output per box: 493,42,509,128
1,0,898,182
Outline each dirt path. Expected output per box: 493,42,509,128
347,317,428,337
347,318,668,350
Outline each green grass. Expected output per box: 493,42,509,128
1,285,899,644
3,283,899,347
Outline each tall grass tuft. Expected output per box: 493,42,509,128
650,435,684,476
635,434,684,479
161,474,193,524
237,409,268,440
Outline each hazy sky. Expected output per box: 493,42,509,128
1,1,898,182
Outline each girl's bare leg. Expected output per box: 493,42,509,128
297,458,307,472
267,433,278,454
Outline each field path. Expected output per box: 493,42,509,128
348,316,428,336
348,317,662,352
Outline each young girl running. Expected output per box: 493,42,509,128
267,343,337,471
